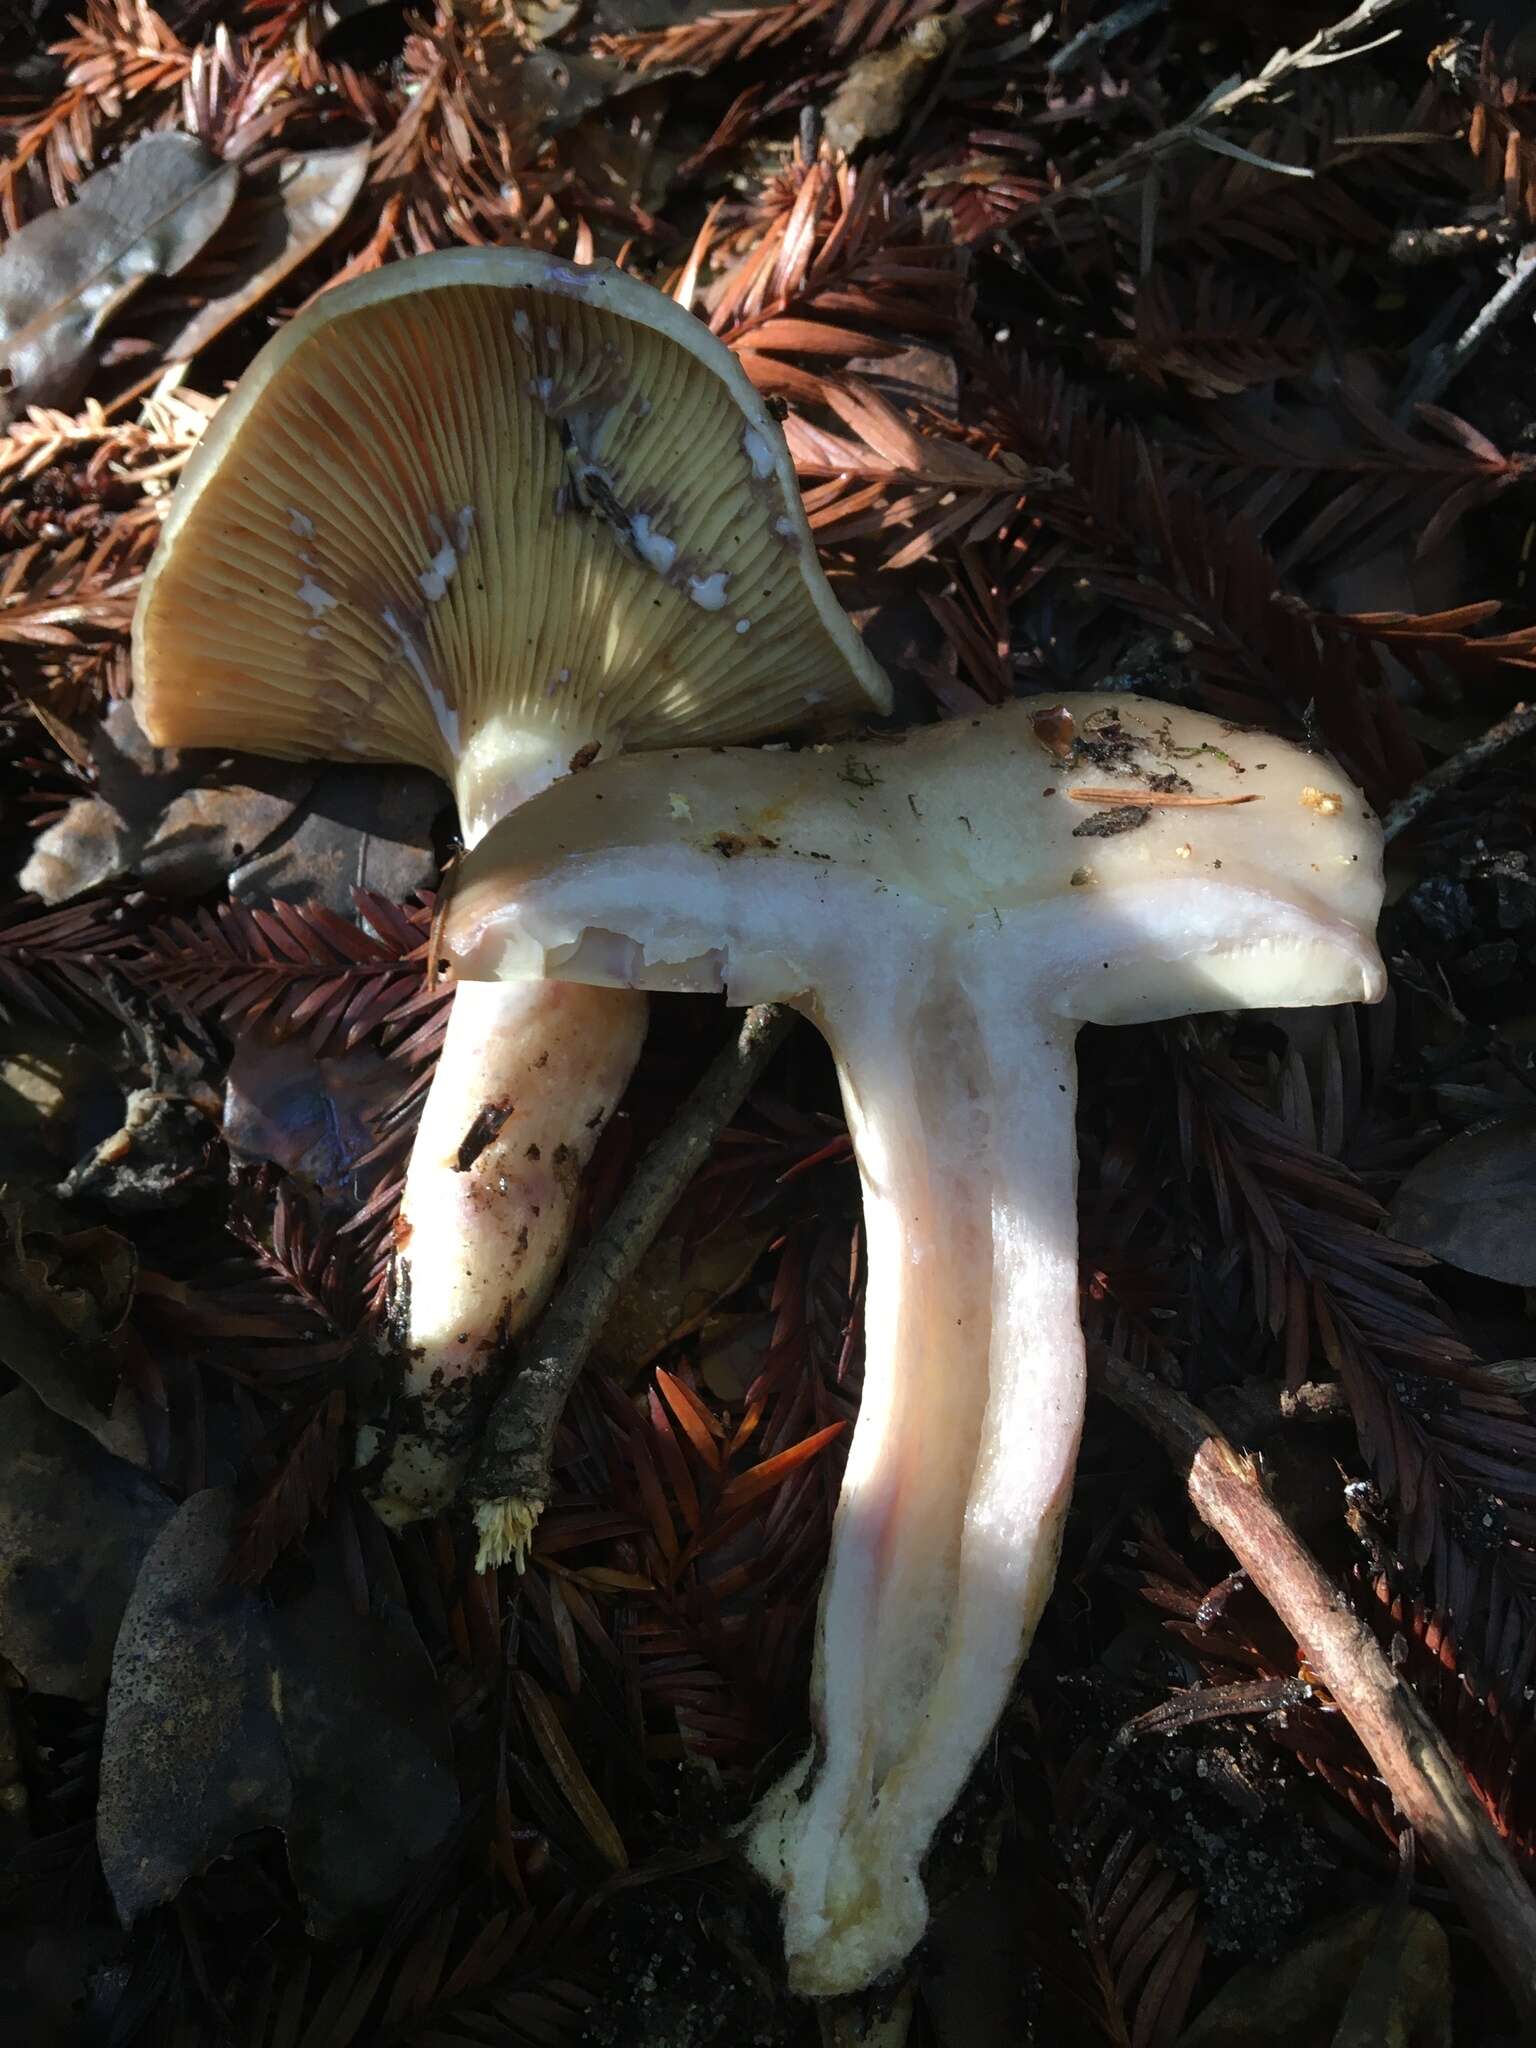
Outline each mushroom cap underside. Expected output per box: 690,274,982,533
131,247,891,793
445,693,1387,1017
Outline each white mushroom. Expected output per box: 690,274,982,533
443,693,1386,1993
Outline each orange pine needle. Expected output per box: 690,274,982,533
1065,787,1263,808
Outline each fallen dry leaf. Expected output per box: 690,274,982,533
0,133,238,425
0,1389,173,1700
1387,1114,1536,1286
164,141,371,364
1180,1902,1450,2046
98,1489,459,1932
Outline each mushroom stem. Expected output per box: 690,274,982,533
748,961,1084,1995
360,974,643,1523
359,976,647,1526
357,724,647,1528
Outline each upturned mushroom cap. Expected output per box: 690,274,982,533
131,247,891,841
444,694,1386,1015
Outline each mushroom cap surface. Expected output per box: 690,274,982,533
132,248,890,820
445,693,1386,1020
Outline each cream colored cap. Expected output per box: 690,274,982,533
445,693,1386,1023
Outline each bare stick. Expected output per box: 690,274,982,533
1389,218,1520,268
1047,0,1166,79
1093,1348,1536,2032
1400,248,1536,412
1205,1376,1349,1444
468,1003,797,1570
1381,701,1536,843
996,0,1409,248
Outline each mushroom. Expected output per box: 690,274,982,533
130,246,890,1541
442,692,1386,1994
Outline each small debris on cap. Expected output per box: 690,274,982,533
1031,704,1076,761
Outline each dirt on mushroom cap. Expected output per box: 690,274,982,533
444,692,1385,985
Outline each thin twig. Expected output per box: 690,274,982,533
1389,218,1521,267
996,0,1409,249
468,1003,798,1571
1093,1348,1536,2033
1399,247,1536,412
1046,0,1166,79
1205,1376,1349,1445
1381,701,1536,842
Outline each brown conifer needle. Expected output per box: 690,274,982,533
1066,787,1263,807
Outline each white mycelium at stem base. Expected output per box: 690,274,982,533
128,245,889,1532
442,692,1387,1993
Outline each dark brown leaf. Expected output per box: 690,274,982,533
100,1489,458,1929
165,141,372,364
0,133,238,423
0,1387,173,1700
1388,1116,1536,1286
